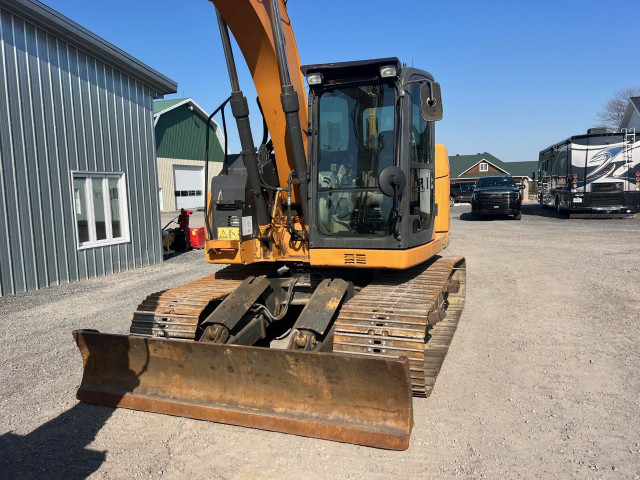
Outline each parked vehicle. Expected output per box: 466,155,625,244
450,182,475,205
471,176,523,220
539,130,640,216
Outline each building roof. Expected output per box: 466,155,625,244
456,172,507,179
502,161,538,178
448,155,480,177
0,0,177,96
620,97,640,130
153,97,227,159
449,152,537,179
448,152,505,177
154,98,211,122
153,98,190,115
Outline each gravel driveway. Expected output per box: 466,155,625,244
1,204,639,479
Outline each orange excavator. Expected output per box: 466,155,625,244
72,0,466,450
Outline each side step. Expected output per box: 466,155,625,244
72,330,414,450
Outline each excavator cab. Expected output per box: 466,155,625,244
206,54,449,270
304,58,443,249
72,0,464,452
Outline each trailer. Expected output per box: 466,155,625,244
539,129,640,216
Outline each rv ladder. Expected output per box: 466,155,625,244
623,128,636,165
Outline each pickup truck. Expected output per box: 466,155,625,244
470,176,524,220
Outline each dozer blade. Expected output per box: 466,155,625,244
72,330,414,450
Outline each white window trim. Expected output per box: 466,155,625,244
479,162,489,172
71,171,131,250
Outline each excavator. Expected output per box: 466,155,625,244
72,0,466,451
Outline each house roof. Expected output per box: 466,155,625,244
0,0,177,96
448,152,506,177
448,153,484,177
620,97,640,130
502,161,538,178
449,152,537,179
456,172,508,179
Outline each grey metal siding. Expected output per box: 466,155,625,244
0,6,163,296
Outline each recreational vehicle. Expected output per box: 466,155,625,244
538,130,639,216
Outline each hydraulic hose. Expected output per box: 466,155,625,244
204,96,231,240
268,0,310,224
216,9,271,228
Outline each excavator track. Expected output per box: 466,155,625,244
332,256,466,397
129,264,278,339
75,259,465,450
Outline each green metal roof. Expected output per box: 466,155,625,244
502,160,538,178
448,152,501,177
154,99,224,162
449,152,537,179
456,172,508,179
153,98,189,114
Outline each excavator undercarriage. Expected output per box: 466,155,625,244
73,257,465,450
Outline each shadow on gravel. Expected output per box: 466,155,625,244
0,403,114,479
521,204,567,219
162,247,203,264
458,204,566,221
459,212,518,221
0,332,142,479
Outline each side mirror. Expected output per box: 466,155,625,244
519,184,525,190
378,166,406,197
420,82,443,121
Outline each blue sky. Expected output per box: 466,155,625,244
43,0,640,162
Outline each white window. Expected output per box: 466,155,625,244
479,162,488,172
72,172,130,249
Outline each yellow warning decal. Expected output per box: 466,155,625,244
217,227,240,241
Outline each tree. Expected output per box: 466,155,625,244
596,86,640,130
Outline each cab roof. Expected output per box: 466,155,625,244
301,57,400,78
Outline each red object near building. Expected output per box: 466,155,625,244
178,209,192,229
189,227,206,249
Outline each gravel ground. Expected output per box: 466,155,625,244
1,204,639,479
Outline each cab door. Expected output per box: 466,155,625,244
406,80,435,248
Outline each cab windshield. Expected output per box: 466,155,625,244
316,83,395,236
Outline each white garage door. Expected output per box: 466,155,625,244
174,165,204,210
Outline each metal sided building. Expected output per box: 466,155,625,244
0,0,177,296
154,98,225,211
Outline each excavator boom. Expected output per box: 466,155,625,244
212,0,308,194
